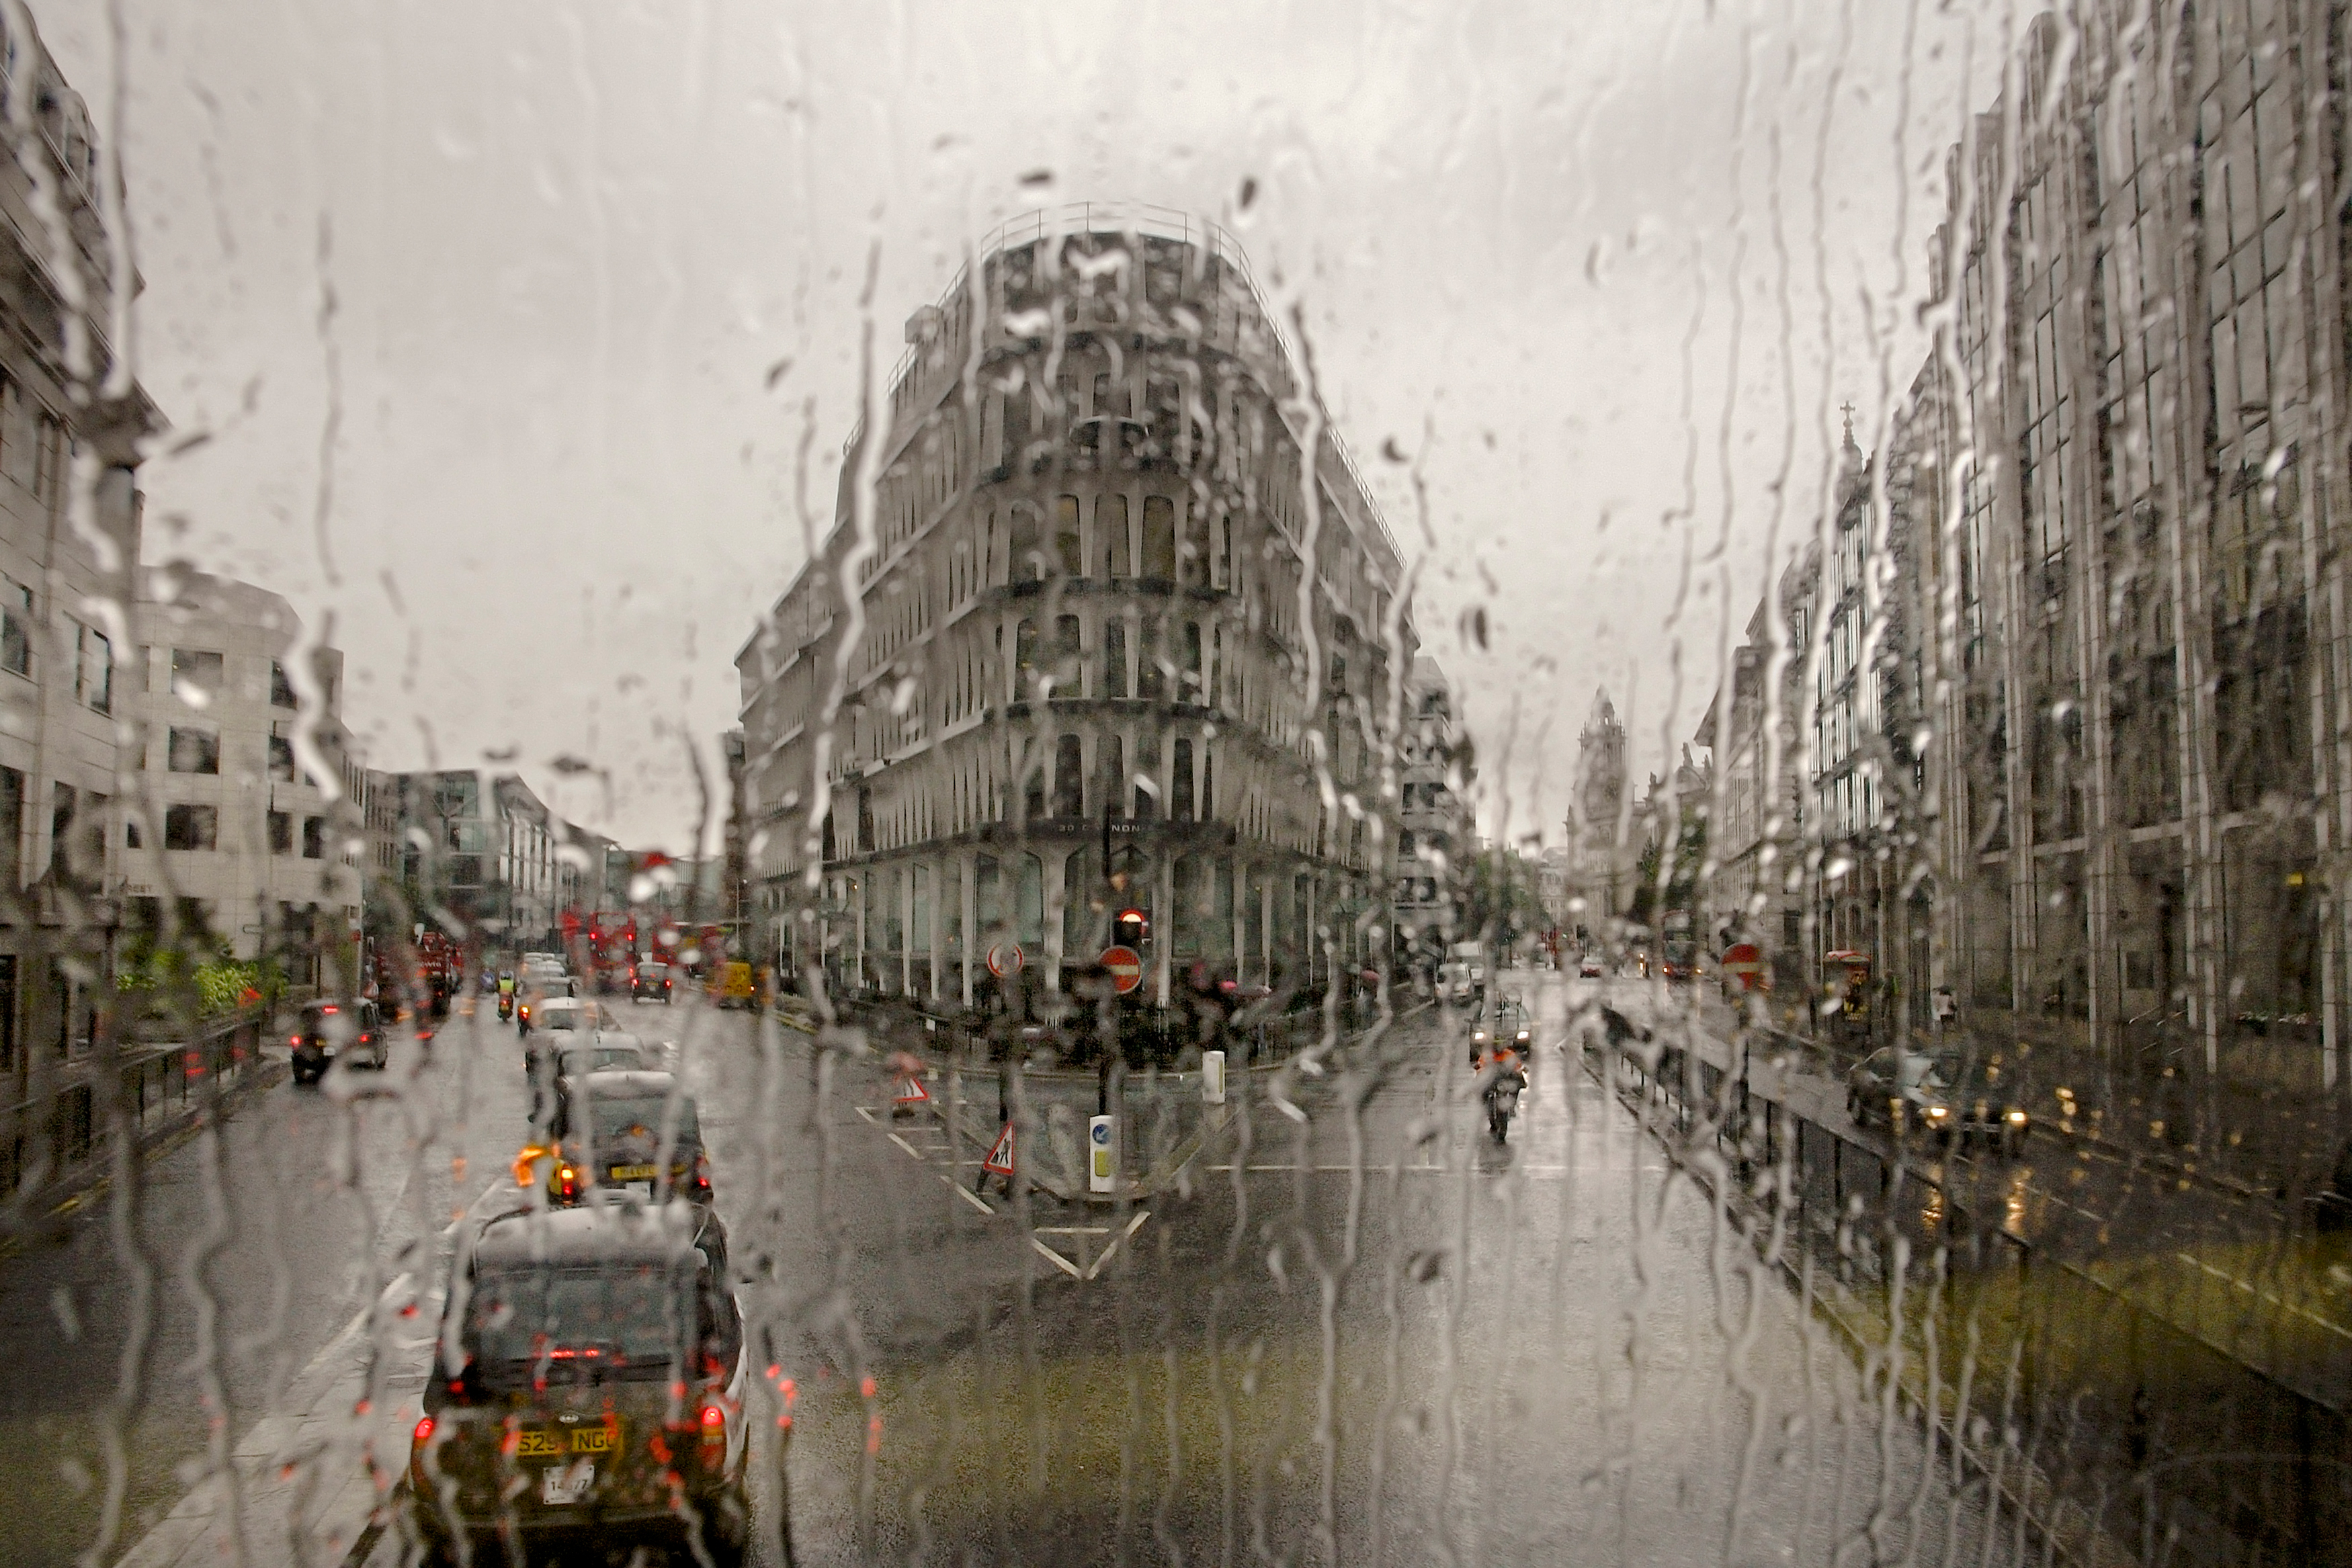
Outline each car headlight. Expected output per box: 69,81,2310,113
1472,1031,1488,1043
1515,1031,1532,1044
2005,1108,2028,1125
1924,1104,1949,1121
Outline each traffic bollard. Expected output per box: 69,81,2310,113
1088,1115,1115,1193
1202,1049,1226,1105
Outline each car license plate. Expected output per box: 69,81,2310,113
516,1424,619,1459
610,1163,658,1182
541,1461,595,1505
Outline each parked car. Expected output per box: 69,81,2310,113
1578,952,1605,979
290,999,384,1084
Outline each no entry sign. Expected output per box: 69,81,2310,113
1722,942,1766,993
986,943,1023,978
1100,945,1143,994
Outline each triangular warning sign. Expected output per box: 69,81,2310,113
982,1122,1015,1175
892,1074,931,1116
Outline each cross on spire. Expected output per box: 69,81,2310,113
1839,400,1857,445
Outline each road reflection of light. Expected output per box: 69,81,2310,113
2004,1171,2029,1235
1919,1184,1945,1237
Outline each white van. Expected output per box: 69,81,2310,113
1438,944,1486,1005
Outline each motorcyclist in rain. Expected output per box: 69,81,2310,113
496,970,515,1021
1470,1016,1531,1143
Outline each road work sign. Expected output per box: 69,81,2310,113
982,1123,1015,1176
892,1072,930,1116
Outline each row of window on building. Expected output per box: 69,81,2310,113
798,849,1366,993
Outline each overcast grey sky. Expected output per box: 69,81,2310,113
38,0,2016,852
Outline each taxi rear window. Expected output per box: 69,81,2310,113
466,1262,692,1379
589,1096,700,1147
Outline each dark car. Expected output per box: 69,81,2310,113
290,999,383,1084
1845,1045,1939,1130
2308,1138,2352,1235
1468,995,1534,1067
544,1069,712,1207
407,1203,750,1567
1915,1053,2031,1156
632,962,674,1004
1847,1046,2029,1153
530,1037,657,1125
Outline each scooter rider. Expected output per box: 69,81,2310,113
1471,1027,1529,1142
496,970,515,1021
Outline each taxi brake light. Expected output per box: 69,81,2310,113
701,1403,724,1429
413,1415,435,1445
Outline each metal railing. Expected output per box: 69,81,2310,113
0,1008,272,1208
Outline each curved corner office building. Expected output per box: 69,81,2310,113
736,206,1415,1009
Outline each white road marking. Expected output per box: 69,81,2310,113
853,1106,878,1124
2175,1252,2352,1342
943,1174,994,1213
887,1133,925,1161
1032,1237,1085,1278
1084,1209,1152,1280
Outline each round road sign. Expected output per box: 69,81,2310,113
1100,945,1143,994
986,943,1023,978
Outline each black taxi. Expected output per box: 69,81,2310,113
290,998,383,1084
407,1203,751,1565
540,1069,712,1208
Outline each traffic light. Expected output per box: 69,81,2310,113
1114,906,1150,949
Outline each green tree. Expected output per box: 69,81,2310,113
1464,847,1546,951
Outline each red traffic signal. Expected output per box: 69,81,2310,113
1114,907,1149,949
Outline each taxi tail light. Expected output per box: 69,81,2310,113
692,1151,712,1201
413,1415,435,1446
700,1401,727,1463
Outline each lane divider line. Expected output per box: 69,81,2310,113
1084,1210,1152,1281
943,1174,993,1214
2174,1252,2352,1342
1032,1237,1084,1278
887,1133,925,1162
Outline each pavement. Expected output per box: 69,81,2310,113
1,975,2023,1567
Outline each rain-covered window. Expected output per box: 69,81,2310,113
11,3,2352,1567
